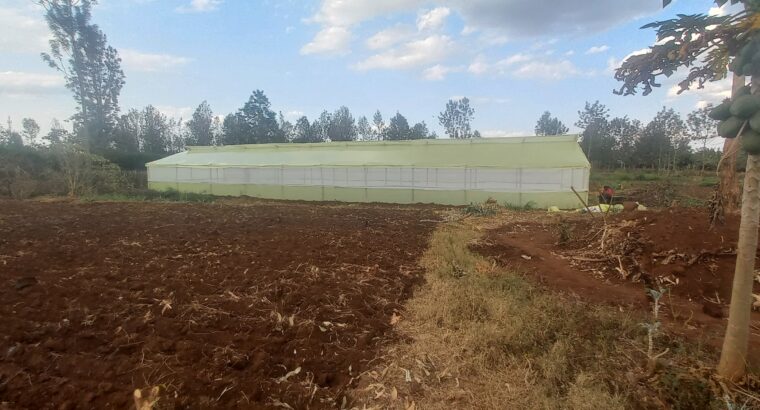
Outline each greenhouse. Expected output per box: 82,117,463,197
147,136,590,208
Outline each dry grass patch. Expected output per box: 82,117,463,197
350,214,729,409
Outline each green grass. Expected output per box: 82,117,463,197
83,188,216,203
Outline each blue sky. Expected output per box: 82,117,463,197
0,0,737,141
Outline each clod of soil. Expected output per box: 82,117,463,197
0,200,437,408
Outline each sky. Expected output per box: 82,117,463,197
0,0,741,144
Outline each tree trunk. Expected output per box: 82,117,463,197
718,154,760,379
718,77,760,380
717,74,745,215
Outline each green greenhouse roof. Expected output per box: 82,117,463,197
147,135,590,169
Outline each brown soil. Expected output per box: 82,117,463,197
0,200,437,409
470,208,760,363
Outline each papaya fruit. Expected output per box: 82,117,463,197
741,128,760,155
709,100,732,121
751,110,760,133
719,116,744,139
730,94,760,119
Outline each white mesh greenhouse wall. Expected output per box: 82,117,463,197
147,166,590,193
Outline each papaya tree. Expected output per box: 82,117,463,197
615,0,760,380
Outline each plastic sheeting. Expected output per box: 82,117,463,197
148,166,589,193
147,136,591,206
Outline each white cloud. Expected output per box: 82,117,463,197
176,0,223,13
468,53,581,80
353,35,453,70
285,26,295,34
0,71,65,96
565,50,575,56
468,53,529,75
449,0,659,38
417,7,450,31
302,0,661,57
585,45,610,55
512,59,579,80
667,77,731,100
366,25,415,50
422,64,455,81
300,26,351,55
306,0,424,27
120,49,192,72
477,30,510,46
0,5,49,53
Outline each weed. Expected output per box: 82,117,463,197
463,202,498,216
557,217,572,245
504,201,537,211
84,188,216,203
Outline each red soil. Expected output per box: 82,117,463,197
471,208,760,362
0,200,436,409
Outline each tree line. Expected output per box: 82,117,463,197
0,0,722,174
534,101,721,171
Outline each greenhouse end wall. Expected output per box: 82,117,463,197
147,137,591,208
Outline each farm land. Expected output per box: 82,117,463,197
2,178,760,408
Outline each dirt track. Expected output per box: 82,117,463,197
0,200,436,409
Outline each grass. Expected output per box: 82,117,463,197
83,188,216,203
351,211,726,409
590,169,717,191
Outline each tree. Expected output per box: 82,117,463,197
221,114,243,145
372,110,385,140
278,112,294,142
409,121,430,140
438,97,475,139
386,112,411,141
1,118,23,146
614,0,757,380
535,111,569,136
21,118,40,146
39,0,126,152
687,104,718,173
113,110,140,152
312,110,331,142
608,116,641,168
292,116,318,143
236,90,285,144
357,116,372,141
140,105,171,154
45,119,71,145
635,107,685,171
186,101,215,146
328,106,357,141
576,101,612,166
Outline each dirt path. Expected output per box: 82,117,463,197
0,200,437,409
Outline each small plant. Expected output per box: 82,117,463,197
642,287,669,372
557,217,572,245
504,201,537,211
463,202,497,216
